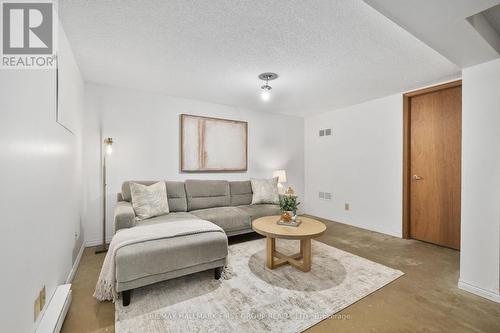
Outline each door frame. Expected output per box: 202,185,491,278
402,79,462,239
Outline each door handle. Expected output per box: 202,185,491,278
412,175,423,181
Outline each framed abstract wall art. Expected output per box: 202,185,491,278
180,114,248,172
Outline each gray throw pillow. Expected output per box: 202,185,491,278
130,182,170,220
250,177,280,205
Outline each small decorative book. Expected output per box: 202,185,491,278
277,219,302,227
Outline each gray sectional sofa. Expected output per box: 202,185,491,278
113,179,281,305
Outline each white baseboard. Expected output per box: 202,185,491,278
458,279,500,303
305,213,403,238
66,243,85,284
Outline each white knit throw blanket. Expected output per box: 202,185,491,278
93,219,224,302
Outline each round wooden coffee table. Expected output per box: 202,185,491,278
252,215,326,272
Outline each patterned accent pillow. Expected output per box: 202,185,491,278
250,177,280,205
130,182,170,220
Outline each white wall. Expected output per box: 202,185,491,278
304,94,403,237
0,25,84,332
459,58,500,302
303,66,500,303
83,84,305,244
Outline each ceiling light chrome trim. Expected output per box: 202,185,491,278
258,72,279,81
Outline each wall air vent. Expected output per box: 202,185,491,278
319,191,332,200
319,128,332,137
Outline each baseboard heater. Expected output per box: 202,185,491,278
36,284,72,333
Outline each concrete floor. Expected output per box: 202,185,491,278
61,217,500,332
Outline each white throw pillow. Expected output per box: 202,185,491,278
250,177,280,205
130,182,170,220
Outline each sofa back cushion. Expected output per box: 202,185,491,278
121,181,187,212
164,181,188,212
185,180,230,211
229,181,253,206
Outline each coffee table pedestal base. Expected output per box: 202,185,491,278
266,237,311,272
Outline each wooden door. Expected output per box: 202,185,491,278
408,84,461,249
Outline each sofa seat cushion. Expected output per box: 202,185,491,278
190,207,251,232
237,204,281,221
115,231,228,283
136,212,200,226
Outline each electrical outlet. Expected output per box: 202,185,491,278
319,191,325,199
34,286,46,321
40,286,46,310
319,129,325,137
34,295,41,321
345,202,350,211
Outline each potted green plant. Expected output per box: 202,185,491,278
279,195,300,222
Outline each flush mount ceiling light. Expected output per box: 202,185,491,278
258,72,278,101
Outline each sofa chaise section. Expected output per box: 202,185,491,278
115,231,227,296
114,180,229,306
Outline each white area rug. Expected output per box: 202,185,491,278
116,238,403,332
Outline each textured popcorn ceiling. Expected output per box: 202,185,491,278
59,0,459,116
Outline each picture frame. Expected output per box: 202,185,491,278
180,114,248,172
